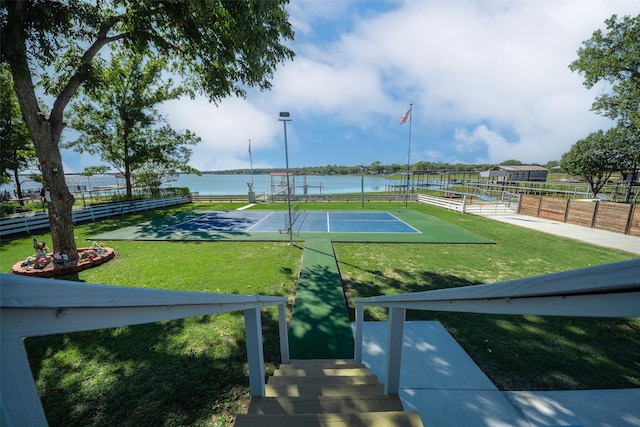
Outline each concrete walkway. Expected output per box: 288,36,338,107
475,210,640,255
356,321,640,427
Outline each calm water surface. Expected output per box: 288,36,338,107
3,174,394,196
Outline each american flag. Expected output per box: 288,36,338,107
400,106,412,124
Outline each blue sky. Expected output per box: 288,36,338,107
61,0,639,173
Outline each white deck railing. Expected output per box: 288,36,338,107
354,258,640,395
0,274,289,426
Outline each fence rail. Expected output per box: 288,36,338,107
416,194,464,212
0,196,190,238
416,194,517,214
0,274,289,425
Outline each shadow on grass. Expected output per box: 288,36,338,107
25,309,285,426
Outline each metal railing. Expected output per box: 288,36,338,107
0,274,289,426
353,259,640,395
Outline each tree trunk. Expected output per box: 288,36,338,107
123,127,133,199
31,125,78,262
125,166,133,199
12,163,24,207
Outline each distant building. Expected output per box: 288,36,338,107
480,166,548,182
621,168,640,185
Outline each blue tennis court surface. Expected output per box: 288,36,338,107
160,211,420,234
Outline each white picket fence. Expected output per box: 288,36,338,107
0,196,190,237
416,194,518,215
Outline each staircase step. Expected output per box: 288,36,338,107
273,367,372,377
234,411,424,427
281,361,365,370
237,359,425,426
248,395,405,415
267,375,379,386
287,359,358,367
265,383,385,397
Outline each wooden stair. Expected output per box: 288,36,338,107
234,359,424,427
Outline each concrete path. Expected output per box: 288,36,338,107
355,321,640,427
475,211,640,255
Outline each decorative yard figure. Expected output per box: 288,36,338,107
33,238,47,253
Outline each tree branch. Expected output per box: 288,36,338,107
50,31,127,134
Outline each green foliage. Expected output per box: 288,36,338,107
81,165,110,177
1,0,294,256
0,65,36,186
561,125,639,196
499,159,523,166
560,130,616,196
568,14,640,198
0,202,16,216
569,14,640,129
66,49,202,198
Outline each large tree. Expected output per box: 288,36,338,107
1,1,294,261
0,64,36,204
569,14,640,200
66,50,200,199
560,128,625,197
569,14,640,129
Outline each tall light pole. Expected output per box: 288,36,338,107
279,112,293,244
360,163,365,208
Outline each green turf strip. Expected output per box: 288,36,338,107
288,239,354,359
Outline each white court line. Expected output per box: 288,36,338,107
387,212,422,233
245,212,275,232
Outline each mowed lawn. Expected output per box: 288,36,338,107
1,201,638,426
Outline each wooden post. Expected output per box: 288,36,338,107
244,308,265,397
354,304,364,364
277,303,290,364
385,307,406,395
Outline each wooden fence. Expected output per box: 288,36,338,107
519,195,639,237
0,196,190,238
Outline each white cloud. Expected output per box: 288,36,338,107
327,0,635,163
155,1,638,169
160,97,282,171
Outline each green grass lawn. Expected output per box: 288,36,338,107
1,200,638,426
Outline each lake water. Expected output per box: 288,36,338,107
2,173,395,196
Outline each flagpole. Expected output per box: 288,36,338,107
249,139,254,187
405,103,413,208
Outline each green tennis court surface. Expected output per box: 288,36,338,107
91,209,493,244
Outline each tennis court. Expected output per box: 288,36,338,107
160,211,419,234
90,208,493,244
